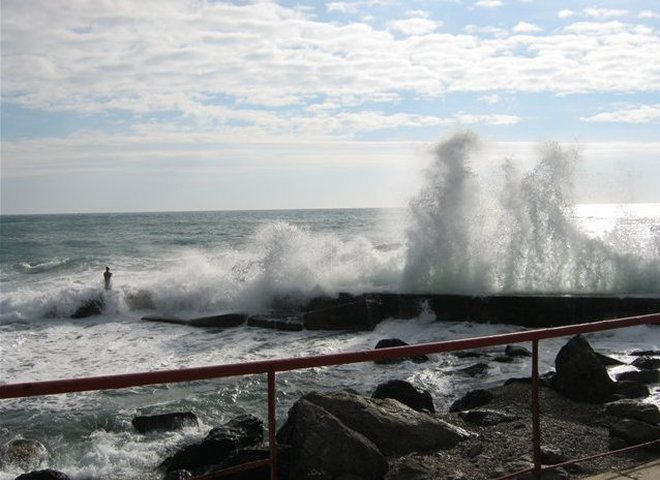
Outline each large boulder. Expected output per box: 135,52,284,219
604,399,660,425
448,389,493,413
14,471,70,480
372,380,435,414
609,418,660,450
551,335,616,403
373,339,429,364
277,399,388,480
631,357,660,370
132,412,198,433
301,391,473,456
615,369,660,384
1,439,48,471
303,297,385,331
161,414,263,474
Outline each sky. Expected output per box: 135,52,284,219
1,0,659,214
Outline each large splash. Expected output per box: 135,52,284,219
401,131,660,295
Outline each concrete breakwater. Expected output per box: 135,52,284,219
142,293,660,331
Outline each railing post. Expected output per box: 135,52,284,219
531,339,542,479
268,368,277,480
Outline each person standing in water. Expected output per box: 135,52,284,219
103,267,112,290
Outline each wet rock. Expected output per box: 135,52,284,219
449,389,493,413
615,369,660,384
2,439,48,471
613,381,650,400
551,335,616,403
505,345,532,358
161,414,263,473
631,357,660,370
132,412,198,433
70,296,103,319
188,313,246,328
303,296,386,331
493,355,515,363
373,339,429,364
300,391,473,456
630,350,660,356
458,363,489,376
604,399,660,425
14,470,70,480
372,380,435,413
277,398,387,480
246,314,304,331
459,409,517,427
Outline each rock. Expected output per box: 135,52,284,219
246,314,304,331
384,455,434,480
373,339,429,364
551,335,616,403
615,369,660,384
540,445,567,465
2,439,48,471
199,447,289,480
459,409,517,427
609,418,660,449
594,352,625,366
14,471,70,480
613,381,650,399
453,351,486,358
163,471,193,480
631,357,660,370
505,345,532,357
604,399,660,425
188,313,246,328
132,412,198,433
630,350,660,356
161,414,263,473
70,296,103,318
493,355,515,363
449,389,493,413
372,380,435,413
301,391,473,456
458,363,489,376
277,398,388,480
303,297,385,331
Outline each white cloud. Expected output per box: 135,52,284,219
479,94,501,105
581,104,660,124
327,2,359,15
640,10,660,19
475,0,503,8
388,17,442,36
512,21,542,33
583,8,628,19
558,10,575,19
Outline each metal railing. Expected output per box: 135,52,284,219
1,312,659,479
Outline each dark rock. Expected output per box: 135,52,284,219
540,445,567,465
459,409,517,427
458,363,489,376
551,335,616,403
188,313,246,328
132,412,198,434
372,380,435,413
630,350,660,356
201,447,290,480
246,314,303,331
300,391,473,456
14,471,70,480
303,297,385,331
141,315,188,325
2,439,48,471
631,357,660,370
615,369,660,384
613,381,650,399
449,389,494,413
504,373,554,388
277,398,387,480
373,339,429,364
163,471,193,480
161,414,263,473
493,355,515,363
609,418,660,449
453,351,486,358
604,399,660,425
505,345,532,357
71,296,103,318
594,352,625,366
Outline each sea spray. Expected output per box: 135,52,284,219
402,131,660,294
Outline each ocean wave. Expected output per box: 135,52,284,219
14,257,71,274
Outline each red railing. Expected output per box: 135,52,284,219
1,312,659,479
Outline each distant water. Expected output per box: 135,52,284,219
1,132,659,479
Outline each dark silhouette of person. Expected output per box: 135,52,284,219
103,267,112,290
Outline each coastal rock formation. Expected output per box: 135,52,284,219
1,439,48,471
297,391,473,456
373,339,429,364
372,380,435,413
161,414,263,474
132,411,198,434
504,345,532,358
631,357,660,370
70,296,103,319
550,335,616,403
14,470,70,480
303,296,386,331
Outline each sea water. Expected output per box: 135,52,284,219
1,133,659,479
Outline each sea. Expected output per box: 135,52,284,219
1,136,660,479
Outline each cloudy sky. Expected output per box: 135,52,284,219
1,0,659,214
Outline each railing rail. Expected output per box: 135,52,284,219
1,312,659,479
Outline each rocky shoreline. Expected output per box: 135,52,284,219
4,335,659,480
